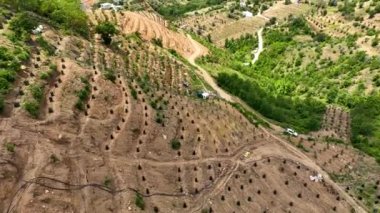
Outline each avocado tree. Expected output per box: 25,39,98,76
95,22,118,45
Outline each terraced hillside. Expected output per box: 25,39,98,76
0,1,380,213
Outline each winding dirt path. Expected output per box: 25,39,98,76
186,35,234,102
252,28,264,64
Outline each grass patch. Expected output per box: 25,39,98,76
36,36,55,56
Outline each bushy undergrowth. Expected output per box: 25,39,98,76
2,0,89,37
0,46,29,112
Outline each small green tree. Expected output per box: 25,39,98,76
135,193,145,210
95,22,118,45
104,176,112,188
171,139,181,150
5,142,15,153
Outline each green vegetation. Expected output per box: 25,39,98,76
230,102,269,127
351,95,380,163
217,73,325,132
152,38,163,47
29,83,44,102
50,154,59,163
40,63,57,80
2,0,89,37
170,138,181,150
0,45,29,112
130,86,137,99
135,193,145,210
4,142,15,153
22,100,40,118
36,36,55,56
9,12,38,40
150,0,227,20
103,176,112,188
22,83,44,117
75,77,91,111
104,69,116,83
96,22,118,45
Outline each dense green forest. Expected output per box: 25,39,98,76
0,0,88,36
217,72,326,132
351,95,380,163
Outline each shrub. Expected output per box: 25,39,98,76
152,38,163,47
135,193,145,210
22,100,39,117
104,176,112,188
39,71,51,80
29,84,44,102
36,36,55,56
130,87,137,99
4,142,15,153
0,69,16,82
372,39,378,47
50,154,59,163
171,139,181,150
9,12,38,40
104,69,116,82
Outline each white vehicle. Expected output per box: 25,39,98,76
285,128,298,137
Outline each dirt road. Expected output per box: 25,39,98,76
252,27,264,64
187,35,234,102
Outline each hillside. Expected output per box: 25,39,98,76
0,0,380,213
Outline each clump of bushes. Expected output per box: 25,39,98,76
75,77,91,111
22,83,44,117
4,0,89,37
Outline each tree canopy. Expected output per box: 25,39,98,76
96,22,118,45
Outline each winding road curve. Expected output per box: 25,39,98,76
187,35,234,102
